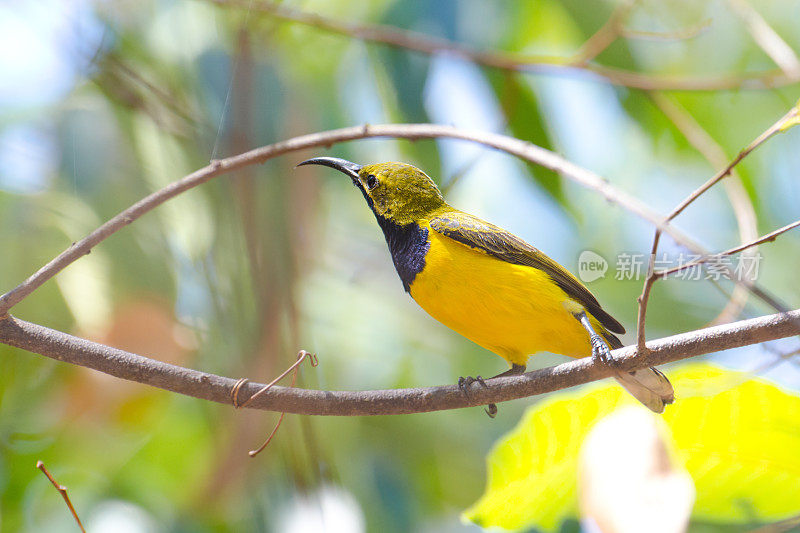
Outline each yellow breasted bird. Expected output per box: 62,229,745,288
298,157,674,413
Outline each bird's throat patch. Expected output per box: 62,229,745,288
374,216,430,293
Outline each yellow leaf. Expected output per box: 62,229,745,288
778,100,800,132
664,365,800,522
463,364,800,531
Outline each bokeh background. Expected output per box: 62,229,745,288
1,0,800,531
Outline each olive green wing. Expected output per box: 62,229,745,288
429,211,625,334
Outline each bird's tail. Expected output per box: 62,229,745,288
604,332,675,414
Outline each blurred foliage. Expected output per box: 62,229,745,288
464,363,800,531
1,0,800,531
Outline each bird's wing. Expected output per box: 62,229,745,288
429,211,625,334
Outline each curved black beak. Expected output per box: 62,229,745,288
296,157,363,183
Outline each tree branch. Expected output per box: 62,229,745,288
209,0,800,91
1,310,798,416
0,123,703,316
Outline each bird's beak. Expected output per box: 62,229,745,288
296,157,363,184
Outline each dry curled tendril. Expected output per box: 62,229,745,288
230,350,319,457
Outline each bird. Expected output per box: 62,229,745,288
297,157,674,413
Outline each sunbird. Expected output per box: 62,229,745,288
298,157,674,413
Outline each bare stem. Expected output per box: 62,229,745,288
636,252,656,352
636,230,662,351
3,310,799,416
657,219,800,278
36,461,86,533
649,91,759,325
666,107,799,223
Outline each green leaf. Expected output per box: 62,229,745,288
463,363,800,531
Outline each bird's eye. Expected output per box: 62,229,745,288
366,174,378,190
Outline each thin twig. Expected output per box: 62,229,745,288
657,218,800,278
240,350,317,408
667,106,799,223
636,228,663,351
636,269,658,351
2,310,799,416
698,218,800,261
209,0,800,91
246,351,317,457
649,92,758,325
249,411,287,456
36,461,86,533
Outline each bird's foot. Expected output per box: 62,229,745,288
458,375,497,418
458,375,487,398
590,334,616,366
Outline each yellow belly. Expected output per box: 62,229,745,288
409,226,600,367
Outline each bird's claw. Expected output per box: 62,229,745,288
458,376,497,418
590,334,616,366
458,375,487,398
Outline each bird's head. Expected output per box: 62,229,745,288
297,157,446,225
